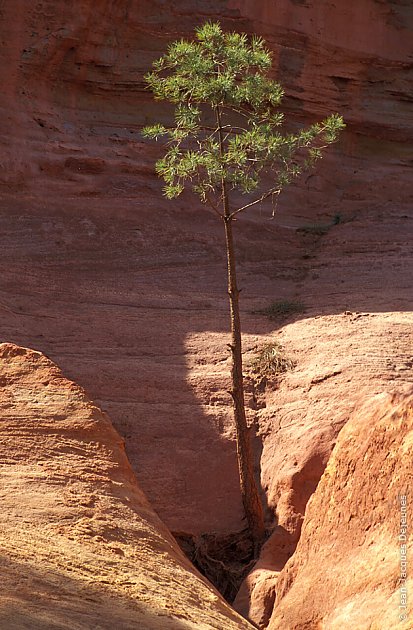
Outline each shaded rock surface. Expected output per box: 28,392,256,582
268,390,413,629
231,0,413,140
0,342,253,629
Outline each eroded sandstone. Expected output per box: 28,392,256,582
268,390,413,629
0,343,253,629
0,1,412,625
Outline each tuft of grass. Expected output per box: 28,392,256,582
298,213,344,235
257,299,306,321
297,223,330,236
248,342,295,383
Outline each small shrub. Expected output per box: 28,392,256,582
298,213,344,234
297,223,330,236
249,342,295,384
258,299,306,320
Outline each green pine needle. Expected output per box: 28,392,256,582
142,21,345,210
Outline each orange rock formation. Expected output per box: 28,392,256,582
0,343,253,629
269,390,413,629
0,1,412,627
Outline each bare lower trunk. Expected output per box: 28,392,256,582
223,215,265,547
215,104,265,547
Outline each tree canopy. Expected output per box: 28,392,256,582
142,21,345,217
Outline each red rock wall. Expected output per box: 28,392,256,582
1,0,411,194
230,0,413,142
269,390,413,629
0,343,253,629
0,0,412,597
0,1,239,192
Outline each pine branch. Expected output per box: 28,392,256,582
229,187,281,219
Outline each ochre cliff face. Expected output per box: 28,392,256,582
0,2,412,624
269,391,413,629
0,343,253,629
0,0,237,191
229,0,413,142
1,0,411,194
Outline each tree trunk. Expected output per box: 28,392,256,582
223,215,265,547
214,105,265,547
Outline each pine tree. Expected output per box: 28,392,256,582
143,21,345,549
